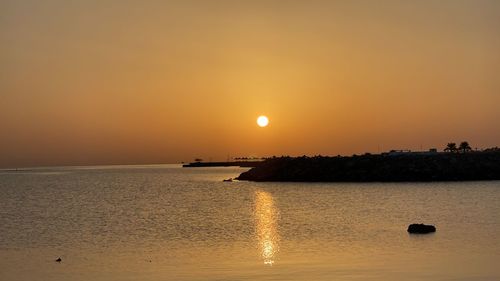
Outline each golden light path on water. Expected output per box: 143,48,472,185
254,190,280,265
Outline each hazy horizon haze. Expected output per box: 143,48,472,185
1,0,499,168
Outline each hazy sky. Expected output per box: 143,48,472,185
1,0,499,167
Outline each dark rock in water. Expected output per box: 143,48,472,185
55,257,62,262
407,223,436,234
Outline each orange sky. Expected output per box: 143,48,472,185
1,0,499,168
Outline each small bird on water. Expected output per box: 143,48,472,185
56,257,62,262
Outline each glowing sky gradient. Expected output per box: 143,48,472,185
1,0,499,167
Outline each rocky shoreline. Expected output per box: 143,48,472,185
236,152,500,182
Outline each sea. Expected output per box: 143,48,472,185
0,165,499,281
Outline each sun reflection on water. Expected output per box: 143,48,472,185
254,190,280,266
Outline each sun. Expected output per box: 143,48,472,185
257,115,269,127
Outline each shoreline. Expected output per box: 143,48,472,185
182,161,262,168
237,152,500,182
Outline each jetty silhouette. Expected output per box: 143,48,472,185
236,149,500,182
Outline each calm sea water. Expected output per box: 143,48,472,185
0,165,499,281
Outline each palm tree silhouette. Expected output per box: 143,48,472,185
459,141,472,153
444,142,458,153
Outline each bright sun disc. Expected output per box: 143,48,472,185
257,116,269,127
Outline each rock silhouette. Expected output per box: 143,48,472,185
407,224,436,234
55,257,62,262
237,152,500,182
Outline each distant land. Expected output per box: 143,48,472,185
182,161,262,168
236,149,500,182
